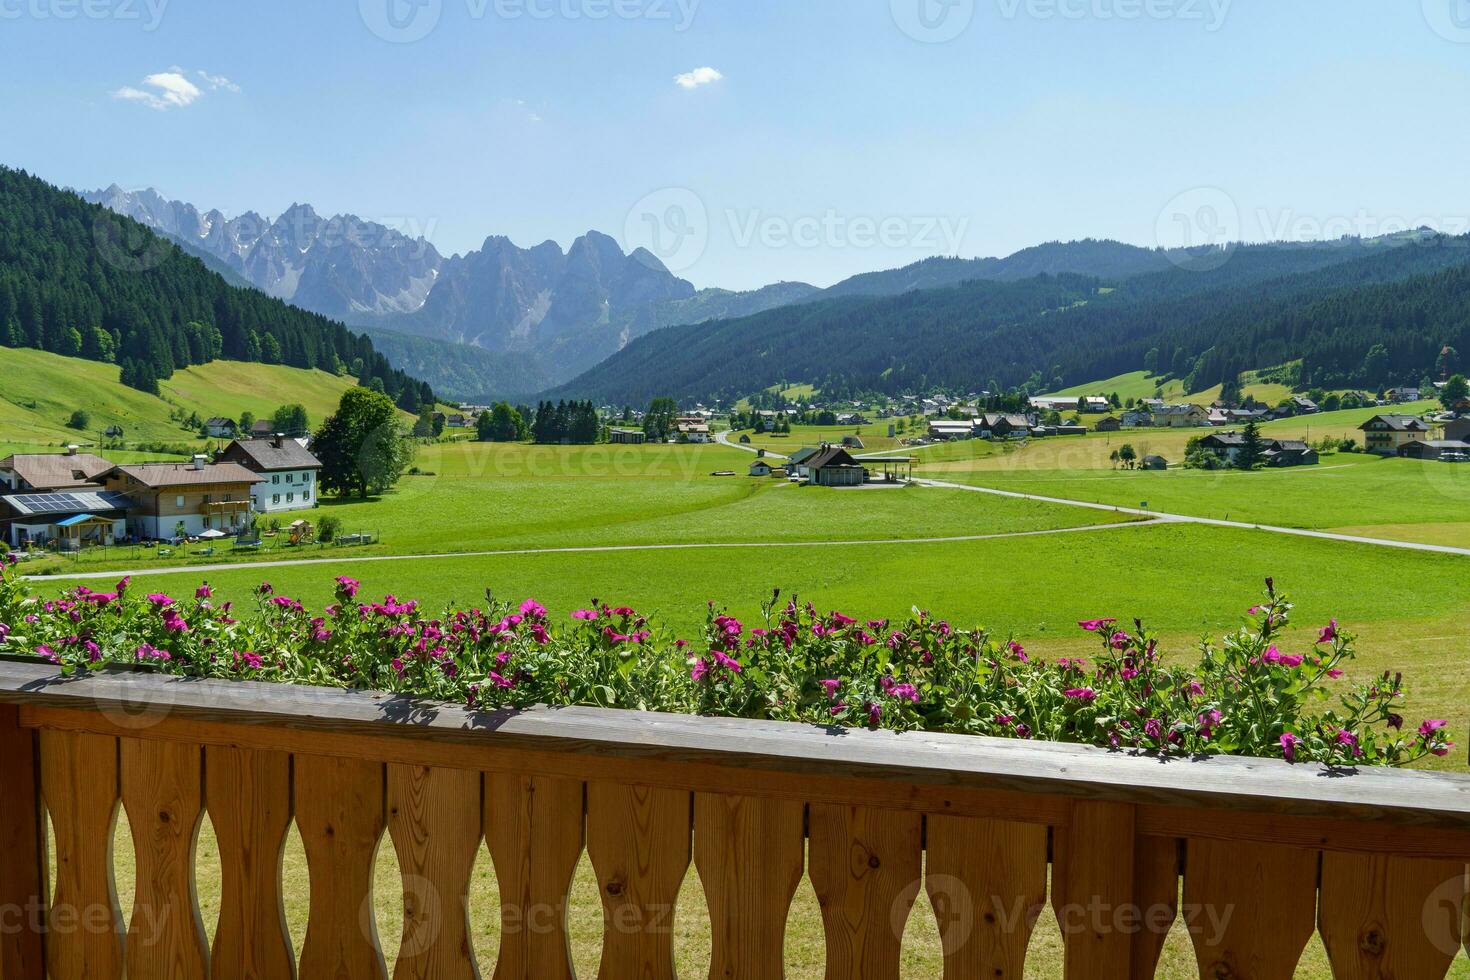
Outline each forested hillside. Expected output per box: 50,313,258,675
554,235,1470,404
0,167,433,409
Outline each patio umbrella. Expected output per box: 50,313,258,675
198,529,227,540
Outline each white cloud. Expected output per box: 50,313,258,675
112,69,238,110
196,70,240,93
674,67,723,90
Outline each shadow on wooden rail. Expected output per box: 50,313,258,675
0,661,1466,978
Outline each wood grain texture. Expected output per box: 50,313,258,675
1319,852,1466,979
205,745,294,980
1130,837,1180,980
10,666,1470,838
387,764,482,980
807,803,922,980
0,705,45,979
483,773,583,980
40,729,123,980
925,814,1047,980
1052,800,1135,979
120,736,210,979
586,781,691,980
694,793,804,979
1183,838,1318,980
295,754,388,980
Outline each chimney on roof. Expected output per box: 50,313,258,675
65,445,78,456
273,434,286,448
191,455,207,471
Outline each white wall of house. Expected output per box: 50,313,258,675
252,469,319,514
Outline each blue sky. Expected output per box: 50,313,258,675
4,0,1470,289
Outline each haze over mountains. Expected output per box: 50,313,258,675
557,231,1470,407
85,186,819,397
86,186,1215,402
82,185,1470,412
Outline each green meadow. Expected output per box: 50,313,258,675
944,453,1470,535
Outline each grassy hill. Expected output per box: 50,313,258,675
1046,369,1298,407
0,347,365,446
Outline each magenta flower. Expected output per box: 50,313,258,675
1077,618,1116,633
519,598,546,619
1280,732,1302,762
146,593,175,607
1109,631,1131,650
571,609,599,621
335,576,360,599
1064,688,1097,702
820,679,842,699
1317,620,1338,645
1419,719,1449,738
195,584,213,600
690,659,709,682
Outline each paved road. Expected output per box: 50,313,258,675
715,429,787,459
28,519,1163,583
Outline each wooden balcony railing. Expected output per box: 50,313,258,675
0,660,1466,978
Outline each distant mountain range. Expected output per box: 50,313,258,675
86,186,1224,402
553,232,1470,406
85,186,817,398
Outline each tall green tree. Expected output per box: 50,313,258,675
1239,420,1265,471
314,387,414,499
1440,374,1468,410
478,403,525,442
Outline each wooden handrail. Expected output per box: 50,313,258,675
0,662,1466,978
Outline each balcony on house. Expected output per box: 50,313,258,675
0,660,1466,979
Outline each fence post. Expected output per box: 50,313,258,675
0,704,46,976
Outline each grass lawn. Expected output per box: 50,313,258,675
939,453,1470,535
1045,367,1332,410
25,442,1127,574
0,347,371,445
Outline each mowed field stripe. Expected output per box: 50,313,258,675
29,518,1164,583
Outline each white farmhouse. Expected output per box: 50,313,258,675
218,436,323,515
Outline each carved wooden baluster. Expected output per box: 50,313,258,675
483,773,584,980
1182,838,1317,979
926,814,1047,979
41,729,124,980
1130,837,1181,980
0,705,45,978
1319,852,1466,979
387,763,482,980
296,754,388,979
694,793,805,979
205,745,294,980
586,781,691,980
1052,801,1136,979
807,803,922,980
121,736,210,977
